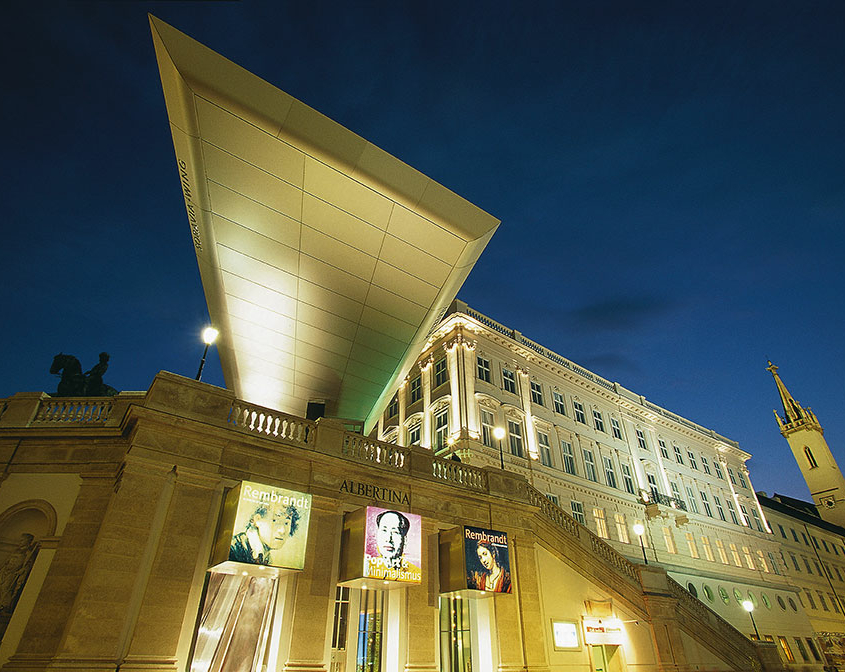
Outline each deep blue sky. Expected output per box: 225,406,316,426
2,1,843,502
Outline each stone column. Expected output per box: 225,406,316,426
403,519,439,672
283,498,340,672
516,368,538,460
462,339,478,438
446,340,462,438
420,358,433,450
397,380,407,447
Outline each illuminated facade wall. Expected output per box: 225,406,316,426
378,301,822,665
0,373,792,672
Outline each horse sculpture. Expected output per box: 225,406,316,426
50,352,118,397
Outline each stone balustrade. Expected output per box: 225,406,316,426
228,400,315,445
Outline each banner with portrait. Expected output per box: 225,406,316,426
463,526,511,593
210,481,312,573
362,506,422,583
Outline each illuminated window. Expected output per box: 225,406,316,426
583,449,598,482
614,513,629,543
701,456,711,474
476,356,491,383
701,536,714,561
572,400,586,424
507,420,524,458
434,357,448,388
777,636,795,663
742,546,755,569
538,432,552,467
592,409,605,433
611,417,623,439
663,527,677,554
673,445,684,465
805,446,818,468
757,550,769,572
561,441,577,475
409,376,421,403
434,408,449,452
570,500,586,525
593,508,609,539
480,409,495,448
331,585,350,652
686,533,699,558
700,491,713,517
530,381,544,406
621,463,636,494
603,455,617,489
715,539,729,564
553,391,566,415
658,438,669,459
356,588,385,670
636,429,648,451
729,543,742,567
502,368,517,394
439,596,472,672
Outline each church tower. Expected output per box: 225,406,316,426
768,361,845,526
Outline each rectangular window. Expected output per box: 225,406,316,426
507,420,524,458
738,471,748,489
739,504,751,527
410,376,422,403
715,539,729,564
751,509,764,532
615,513,629,543
663,527,677,554
728,467,737,485
701,536,714,561
647,473,660,496
673,445,684,464
611,417,623,440
794,638,810,663
621,463,636,495
388,395,398,417
670,481,684,507
714,462,725,480
583,449,598,482
700,491,713,517
408,423,421,446
835,566,843,581
805,590,816,609
804,557,813,574
530,381,544,406
685,487,699,514
729,543,742,567
777,524,786,538
603,455,618,488
791,528,799,542
806,638,821,662
658,438,669,459
727,500,740,525
686,532,699,558
480,409,494,448
812,536,820,549
819,592,830,611
742,546,755,569
553,391,566,415
502,368,517,394
789,553,800,572
635,519,649,547
593,508,609,539
636,429,648,451
802,532,810,545
570,500,586,525
545,493,559,506
434,357,448,388
434,408,449,452
777,637,795,663
561,441,577,475
686,451,697,470
756,550,769,572
592,409,605,432
831,594,841,613
714,496,726,521
768,552,781,575
823,539,830,552
476,356,491,383
538,432,552,467
573,400,586,424
439,595,472,672
701,456,711,475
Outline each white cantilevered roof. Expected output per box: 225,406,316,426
150,16,499,433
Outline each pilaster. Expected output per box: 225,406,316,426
402,518,439,672
515,368,538,460
420,359,433,450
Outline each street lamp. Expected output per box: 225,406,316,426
493,427,506,470
195,327,219,381
742,600,760,640
633,523,648,565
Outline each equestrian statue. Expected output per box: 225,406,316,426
49,352,118,397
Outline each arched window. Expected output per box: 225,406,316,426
805,446,818,469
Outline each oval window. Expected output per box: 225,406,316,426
777,595,786,610
747,591,757,608
761,593,771,609
719,586,730,604
703,584,714,602
733,588,743,604
788,597,797,611
687,582,698,598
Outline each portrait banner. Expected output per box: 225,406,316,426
362,506,422,583
463,526,511,593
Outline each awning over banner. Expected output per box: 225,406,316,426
151,16,499,432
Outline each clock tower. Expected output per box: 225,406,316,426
768,361,845,527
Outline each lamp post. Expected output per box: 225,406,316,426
633,523,648,565
493,427,506,470
742,600,760,640
195,327,219,381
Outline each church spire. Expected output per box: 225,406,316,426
767,361,820,432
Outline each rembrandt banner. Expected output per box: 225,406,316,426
439,525,511,595
339,506,422,585
210,481,312,573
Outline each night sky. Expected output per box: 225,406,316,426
2,1,843,502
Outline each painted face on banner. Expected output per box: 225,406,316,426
254,505,294,550
363,507,422,583
376,511,407,562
